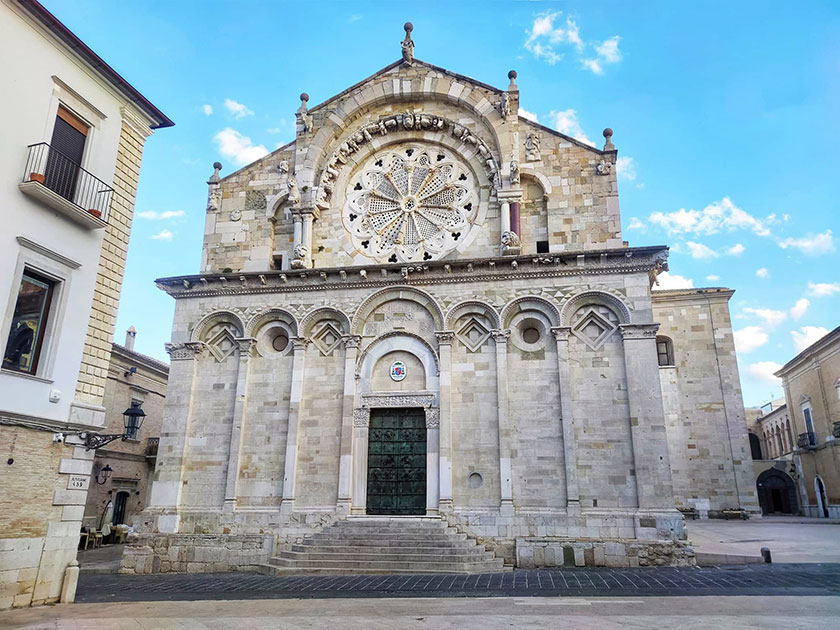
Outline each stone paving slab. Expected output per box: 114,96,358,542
76,564,840,602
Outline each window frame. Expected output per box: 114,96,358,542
802,403,817,446
656,336,675,367
3,269,56,375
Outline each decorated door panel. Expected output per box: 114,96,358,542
367,408,426,515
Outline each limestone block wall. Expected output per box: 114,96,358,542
652,289,760,514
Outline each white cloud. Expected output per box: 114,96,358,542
582,59,603,75
727,243,745,255
214,128,269,167
653,271,694,290
151,229,173,241
136,210,185,220
615,156,636,181
778,230,835,256
756,268,769,278
626,217,645,230
525,12,619,73
705,274,720,281
202,104,213,116
685,241,719,260
648,197,771,238
808,281,840,297
595,36,622,63
550,109,594,146
791,326,829,353
518,108,539,123
734,326,768,353
224,98,254,120
742,307,787,330
746,361,783,386
348,14,362,23
790,298,809,320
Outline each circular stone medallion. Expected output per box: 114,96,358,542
390,360,407,382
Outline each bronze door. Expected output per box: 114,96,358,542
367,408,426,515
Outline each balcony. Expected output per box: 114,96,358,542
18,143,112,229
145,437,159,458
797,432,817,449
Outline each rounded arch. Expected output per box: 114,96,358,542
191,310,245,342
756,468,798,515
300,306,352,338
445,299,501,331
356,331,440,394
519,167,552,196
748,432,763,460
559,290,631,326
500,295,561,329
352,285,445,336
245,308,299,338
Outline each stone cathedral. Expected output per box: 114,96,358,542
128,25,759,573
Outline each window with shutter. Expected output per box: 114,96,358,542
45,106,88,201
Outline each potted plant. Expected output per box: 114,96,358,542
88,209,102,218
29,172,45,184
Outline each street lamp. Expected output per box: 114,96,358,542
93,462,113,485
83,401,146,450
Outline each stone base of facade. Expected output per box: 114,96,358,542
119,533,274,575
516,538,695,568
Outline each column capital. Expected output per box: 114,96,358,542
550,326,572,342
491,329,511,343
341,334,362,349
234,337,258,357
435,331,455,345
165,341,207,361
292,336,310,351
618,323,660,340
299,206,320,220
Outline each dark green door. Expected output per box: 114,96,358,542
367,408,426,515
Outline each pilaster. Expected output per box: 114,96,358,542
435,331,454,513
492,329,514,514
223,338,256,512
280,337,308,515
551,326,579,513
350,408,371,514
337,335,361,511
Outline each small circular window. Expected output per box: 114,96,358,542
522,327,541,344
271,330,289,352
467,472,484,489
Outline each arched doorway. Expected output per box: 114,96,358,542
748,433,763,460
756,469,798,514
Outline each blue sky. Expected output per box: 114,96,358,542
48,1,839,407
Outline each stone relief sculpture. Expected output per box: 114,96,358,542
277,160,289,175
510,159,520,185
401,22,414,65
596,160,612,176
499,93,511,118
501,230,521,256
206,188,221,213
525,132,541,161
290,244,309,269
287,175,301,205
297,93,313,134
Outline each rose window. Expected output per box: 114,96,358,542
343,144,479,263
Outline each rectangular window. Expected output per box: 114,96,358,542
656,338,674,366
45,106,88,201
536,240,550,254
803,407,816,445
3,270,56,374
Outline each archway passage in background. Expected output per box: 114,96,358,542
756,468,798,515
748,433,763,460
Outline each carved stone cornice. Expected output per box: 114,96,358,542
618,323,660,340
156,246,669,300
550,326,572,342
361,393,437,410
435,331,455,345
165,342,207,361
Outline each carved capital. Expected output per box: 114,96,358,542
341,335,362,349
550,326,572,342
490,329,511,344
618,323,660,340
424,407,440,429
235,337,258,358
292,337,310,351
353,408,371,428
165,342,207,361
435,331,455,345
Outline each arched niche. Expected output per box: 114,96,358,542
352,286,445,336
191,310,245,343
356,332,440,396
559,290,631,326
245,308,299,358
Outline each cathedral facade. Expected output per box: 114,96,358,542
132,26,758,571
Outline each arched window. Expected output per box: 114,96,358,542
656,336,674,367
748,433,763,460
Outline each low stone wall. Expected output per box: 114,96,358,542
516,538,695,568
119,533,273,574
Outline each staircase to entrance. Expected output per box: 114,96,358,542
259,516,509,575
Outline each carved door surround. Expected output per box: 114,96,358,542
350,392,440,515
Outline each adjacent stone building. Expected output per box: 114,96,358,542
0,0,171,608
745,399,799,515
132,25,757,573
775,326,840,518
83,329,168,532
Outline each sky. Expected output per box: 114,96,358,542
45,0,840,408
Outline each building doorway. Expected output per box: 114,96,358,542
756,469,798,515
816,477,829,518
366,408,426,515
113,491,129,525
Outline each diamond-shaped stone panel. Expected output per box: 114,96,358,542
206,327,238,362
570,307,618,351
456,317,491,352
311,322,344,356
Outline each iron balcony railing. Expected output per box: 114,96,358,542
797,432,817,449
145,437,159,457
22,143,113,222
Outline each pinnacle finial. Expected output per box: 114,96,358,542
401,22,415,65
208,162,222,184
603,128,615,151
508,70,517,90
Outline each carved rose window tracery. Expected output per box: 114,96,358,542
343,144,479,263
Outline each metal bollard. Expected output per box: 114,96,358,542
761,547,772,564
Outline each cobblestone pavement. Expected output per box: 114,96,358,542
76,564,840,602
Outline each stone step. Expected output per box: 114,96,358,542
277,550,495,563
325,524,455,534
266,557,506,572
308,531,468,541
292,541,478,552
257,564,511,576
